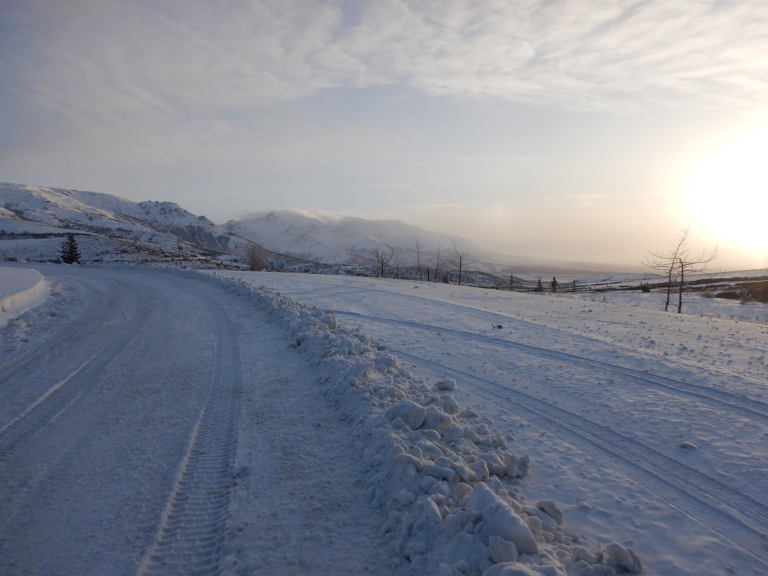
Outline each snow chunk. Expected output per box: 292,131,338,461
466,484,539,554
482,562,546,576
572,546,599,565
488,535,518,563
535,500,564,526
422,406,453,433
436,378,457,391
425,465,457,482
395,490,416,506
443,531,489,568
604,542,643,573
506,454,531,478
423,498,443,524
388,399,426,430
345,362,374,382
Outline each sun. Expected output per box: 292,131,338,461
685,124,768,253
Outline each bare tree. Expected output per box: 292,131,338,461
373,245,394,278
676,243,718,314
448,242,475,286
415,239,423,281
644,228,687,312
644,226,717,313
243,243,268,271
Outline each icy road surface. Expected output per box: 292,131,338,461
0,266,393,575
219,271,768,576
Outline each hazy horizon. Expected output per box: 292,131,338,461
2,1,766,270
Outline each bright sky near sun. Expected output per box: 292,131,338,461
1,0,767,269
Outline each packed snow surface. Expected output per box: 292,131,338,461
0,265,396,575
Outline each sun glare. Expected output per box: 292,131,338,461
686,125,768,254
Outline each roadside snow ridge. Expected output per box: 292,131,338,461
193,271,642,576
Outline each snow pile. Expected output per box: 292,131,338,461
0,267,49,329
191,271,642,576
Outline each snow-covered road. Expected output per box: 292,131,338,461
218,271,768,576
0,266,392,575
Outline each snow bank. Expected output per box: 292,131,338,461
0,267,48,328
186,270,642,576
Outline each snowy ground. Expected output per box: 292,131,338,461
559,289,768,324
2,265,768,575
215,270,768,576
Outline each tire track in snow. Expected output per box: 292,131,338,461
0,276,123,380
137,297,242,576
337,311,768,426
0,297,150,463
393,349,768,565
0,346,105,436
282,281,768,354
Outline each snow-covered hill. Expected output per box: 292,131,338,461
223,209,479,265
0,182,254,264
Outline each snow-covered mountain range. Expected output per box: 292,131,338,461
223,209,477,265
0,182,255,264
1,182,635,275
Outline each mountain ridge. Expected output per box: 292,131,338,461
223,209,478,265
0,182,261,264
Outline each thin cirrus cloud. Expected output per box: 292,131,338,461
3,0,767,123
1,0,765,168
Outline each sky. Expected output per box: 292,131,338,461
1,0,767,269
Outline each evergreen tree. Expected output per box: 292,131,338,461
60,234,81,264
551,277,558,292
536,278,543,292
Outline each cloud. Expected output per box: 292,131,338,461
1,0,766,199
2,0,766,120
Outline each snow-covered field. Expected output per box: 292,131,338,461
561,290,768,324
2,264,768,575
215,270,768,575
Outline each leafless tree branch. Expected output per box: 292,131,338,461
243,243,268,271
448,241,475,286
372,245,394,278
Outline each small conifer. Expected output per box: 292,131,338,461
60,234,81,264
